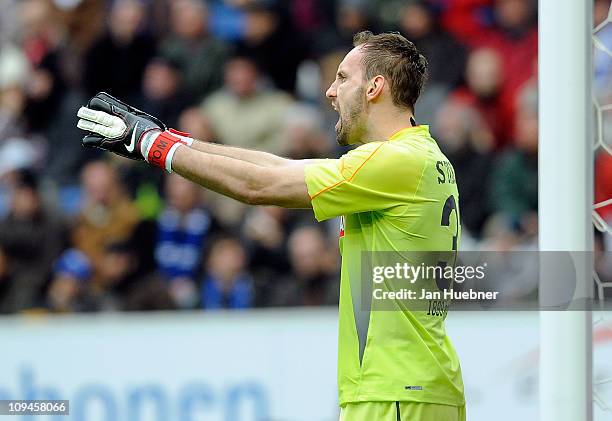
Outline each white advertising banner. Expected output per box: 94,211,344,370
0,310,610,421
0,310,339,421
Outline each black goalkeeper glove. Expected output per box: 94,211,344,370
76,92,193,171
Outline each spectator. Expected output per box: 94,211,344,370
434,101,494,239
0,136,42,219
0,44,30,141
12,1,96,187
0,168,67,312
155,173,214,284
283,103,333,160
89,240,175,311
177,107,216,142
287,0,336,36
0,138,41,181
173,107,252,229
241,206,291,304
86,240,133,310
439,0,492,44
202,55,293,153
158,0,231,104
28,61,94,188
399,0,466,88
109,154,164,222
17,0,101,188
47,248,93,312
314,1,375,57
489,83,538,233
241,206,318,283
201,235,253,310
107,58,192,212
72,160,141,276
272,225,338,306
441,0,537,48
23,26,67,133
83,0,155,101
237,1,306,93
17,0,64,69
487,0,538,110
123,275,176,311
442,0,538,141
452,48,513,148
51,0,107,89
399,1,467,123
135,57,187,128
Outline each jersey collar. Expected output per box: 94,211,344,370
388,125,429,141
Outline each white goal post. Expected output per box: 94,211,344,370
539,1,593,421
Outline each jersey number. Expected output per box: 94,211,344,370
436,195,459,290
441,195,458,251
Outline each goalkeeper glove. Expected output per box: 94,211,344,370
76,92,193,171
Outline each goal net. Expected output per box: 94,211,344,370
593,0,612,416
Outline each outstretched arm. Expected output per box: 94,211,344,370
171,145,312,208
75,92,315,208
189,139,290,167
190,139,328,168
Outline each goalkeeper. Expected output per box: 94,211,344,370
76,31,465,421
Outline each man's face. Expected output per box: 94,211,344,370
225,58,258,98
326,47,368,146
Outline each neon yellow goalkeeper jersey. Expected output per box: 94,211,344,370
304,125,465,406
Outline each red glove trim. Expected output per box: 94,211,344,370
168,128,194,146
168,128,191,137
147,131,182,170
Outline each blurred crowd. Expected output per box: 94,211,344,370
0,0,610,314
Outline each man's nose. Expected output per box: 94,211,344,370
326,83,336,99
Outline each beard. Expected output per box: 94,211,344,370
335,87,366,146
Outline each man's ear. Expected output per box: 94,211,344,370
365,75,385,102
